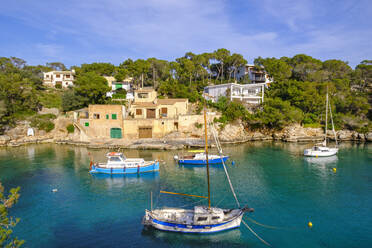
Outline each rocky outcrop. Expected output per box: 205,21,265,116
337,130,354,141
38,107,60,116
219,122,249,142
280,124,324,142
0,135,11,145
365,132,372,142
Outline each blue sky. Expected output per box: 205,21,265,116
0,0,371,68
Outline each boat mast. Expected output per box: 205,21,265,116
325,86,329,146
204,106,211,209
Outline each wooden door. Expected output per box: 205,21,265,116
139,127,152,138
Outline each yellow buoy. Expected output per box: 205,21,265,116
333,168,337,173
308,222,313,228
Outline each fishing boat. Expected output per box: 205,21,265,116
143,107,253,233
174,152,229,165
304,88,338,157
89,152,159,174
174,125,229,166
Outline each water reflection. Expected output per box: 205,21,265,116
304,156,338,167
141,225,245,247
91,172,159,189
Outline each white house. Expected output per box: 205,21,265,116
43,70,75,88
204,83,267,104
236,64,272,84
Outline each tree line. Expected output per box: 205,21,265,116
0,50,371,134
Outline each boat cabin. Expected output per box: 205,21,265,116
193,206,224,225
106,152,126,164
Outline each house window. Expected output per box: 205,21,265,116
65,74,70,78
46,75,49,78
136,109,142,115
106,114,109,119
112,114,117,120
161,107,167,117
56,74,61,78
93,113,100,119
138,93,148,98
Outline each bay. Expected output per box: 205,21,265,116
0,142,371,247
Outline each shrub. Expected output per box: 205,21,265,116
194,122,203,129
30,114,56,132
66,124,74,133
55,83,62,89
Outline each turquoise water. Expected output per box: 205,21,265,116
0,142,371,247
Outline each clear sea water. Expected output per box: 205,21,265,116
0,142,371,248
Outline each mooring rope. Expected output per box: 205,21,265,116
242,219,272,247
209,120,240,208
246,217,285,230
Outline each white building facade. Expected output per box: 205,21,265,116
43,70,75,88
204,83,267,104
236,64,272,84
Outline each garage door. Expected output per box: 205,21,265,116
110,128,122,139
139,127,152,138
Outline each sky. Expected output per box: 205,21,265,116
0,0,371,68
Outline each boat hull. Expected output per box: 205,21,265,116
177,156,229,165
89,161,159,174
304,148,338,157
144,211,244,234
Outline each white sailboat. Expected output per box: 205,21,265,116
304,88,338,157
142,107,253,233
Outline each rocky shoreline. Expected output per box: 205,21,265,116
0,119,370,150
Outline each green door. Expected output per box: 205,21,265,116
110,128,122,139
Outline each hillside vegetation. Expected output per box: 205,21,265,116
0,51,371,134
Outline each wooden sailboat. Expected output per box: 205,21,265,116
142,107,252,233
304,87,338,157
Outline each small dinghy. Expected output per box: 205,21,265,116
89,152,159,174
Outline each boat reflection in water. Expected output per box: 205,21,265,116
141,224,242,246
304,156,338,167
91,172,159,189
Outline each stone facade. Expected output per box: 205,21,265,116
84,105,125,138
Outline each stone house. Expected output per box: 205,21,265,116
75,88,190,140
77,105,126,139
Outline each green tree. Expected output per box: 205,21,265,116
253,98,303,129
0,182,24,248
254,57,292,82
61,90,84,112
73,72,110,107
46,62,66,71
80,63,115,76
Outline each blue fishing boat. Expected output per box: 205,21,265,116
89,152,159,174
174,153,229,165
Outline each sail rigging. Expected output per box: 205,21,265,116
203,107,211,209
208,117,240,208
